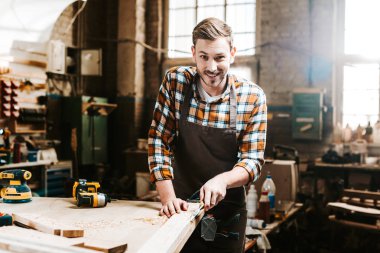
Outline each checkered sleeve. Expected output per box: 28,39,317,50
234,87,267,183
148,70,177,183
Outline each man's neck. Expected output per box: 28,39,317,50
199,77,228,97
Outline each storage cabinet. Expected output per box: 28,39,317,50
61,96,108,165
292,89,324,140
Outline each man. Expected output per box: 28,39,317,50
148,17,267,253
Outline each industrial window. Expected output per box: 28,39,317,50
341,0,380,127
168,0,256,58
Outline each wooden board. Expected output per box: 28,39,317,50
0,197,203,253
12,213,84,237
0,226,85,247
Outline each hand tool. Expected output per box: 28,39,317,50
0,169,32,203
190,202,204,222
72,179,100,200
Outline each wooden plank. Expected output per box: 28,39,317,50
343,189,380,200
0,197,201,253
0,234,97,253
137,203,204,253
0,226,127,253
329,215,380,231
0,226,84,247
327,202,380,217
12,213,84,238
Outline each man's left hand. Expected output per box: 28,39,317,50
200,174,228,211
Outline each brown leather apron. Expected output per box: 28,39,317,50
173,75,247,253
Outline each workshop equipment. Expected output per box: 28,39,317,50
0,212,12,226
73,179,110,207
0,169,32,203
76,191,111,208
72,179,100,200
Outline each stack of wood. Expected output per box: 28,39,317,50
327,189,380,231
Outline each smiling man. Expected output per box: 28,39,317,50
148,17,267,253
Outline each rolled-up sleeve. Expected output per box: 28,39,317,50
148,72,177,183
234,88,267,183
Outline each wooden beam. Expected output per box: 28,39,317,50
137,203,204,253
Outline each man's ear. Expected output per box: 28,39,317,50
191,45,196,63
230,46,237,64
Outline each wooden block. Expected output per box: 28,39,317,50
12,213,84,238
79,238,128,253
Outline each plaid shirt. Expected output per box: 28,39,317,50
148,66,267,183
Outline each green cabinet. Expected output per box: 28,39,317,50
62,96,108,165
292,89,323,140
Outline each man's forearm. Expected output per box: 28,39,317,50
155,179,177,203
218,166,250,189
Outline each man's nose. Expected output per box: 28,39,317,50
207,60,217,72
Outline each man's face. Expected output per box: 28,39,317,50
192,38,236,94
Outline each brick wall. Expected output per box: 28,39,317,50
259,0,336,159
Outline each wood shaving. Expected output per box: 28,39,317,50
134,216,167,225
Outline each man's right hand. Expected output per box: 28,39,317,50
156,180,188,218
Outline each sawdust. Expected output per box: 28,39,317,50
134,216,167,225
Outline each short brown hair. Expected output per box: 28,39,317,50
192,17,233,49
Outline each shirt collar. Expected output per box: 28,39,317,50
192,70,234,103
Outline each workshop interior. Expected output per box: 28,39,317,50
0,0,379,252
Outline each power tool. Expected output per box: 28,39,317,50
72,179,100,200
0,169,32,203
76,192,111,208
73,179,110,208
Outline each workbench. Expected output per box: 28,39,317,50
0,197,203,253
310,159,380,200
244,203,304,252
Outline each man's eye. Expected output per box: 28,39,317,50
200,55,208,60
216,56,225,61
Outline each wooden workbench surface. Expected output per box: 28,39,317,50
0,197,203,253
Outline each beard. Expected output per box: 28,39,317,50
198,70,227,89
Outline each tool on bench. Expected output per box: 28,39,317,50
0,169,32,203
73,179,111,208
72,179,100,200
0,212,12,226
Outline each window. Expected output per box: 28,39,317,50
341,0,380,128
168,0,256,58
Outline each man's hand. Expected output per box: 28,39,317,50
159,197,188,218
156,180,188,218
200,174,228,212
